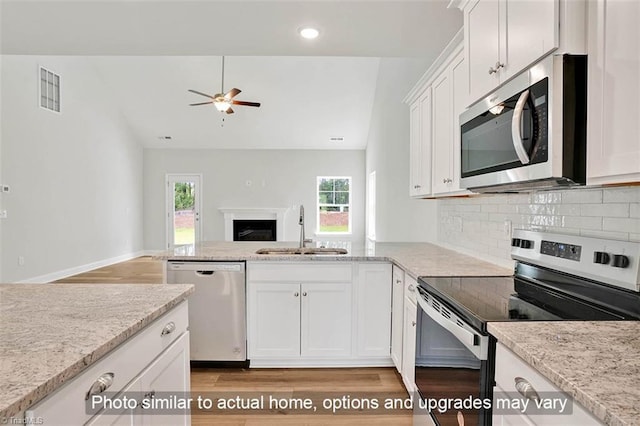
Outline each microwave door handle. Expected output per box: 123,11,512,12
511,89,531,165
416,293,487,360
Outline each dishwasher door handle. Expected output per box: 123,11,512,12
195,270,215,276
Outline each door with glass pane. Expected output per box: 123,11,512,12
166,175,201,248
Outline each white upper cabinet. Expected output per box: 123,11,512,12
463,0,560,104
405,36,470,198
409,88,433,197
587,0,640,185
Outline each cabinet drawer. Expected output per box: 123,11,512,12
494,343,602,425
248,262,352,282
392,265,405,286
25,301,189,425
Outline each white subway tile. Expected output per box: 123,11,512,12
531,192,563,204
580,229,629,241
631,204,640,218
562,216,602,230
603,217,640,234
630,233,640,242
555,204,581,216
603,187,640,203
561,189,603,204
481,204,500,213
580,203,629,218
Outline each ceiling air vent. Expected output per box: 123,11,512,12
39,67,60,113
329,137,344,142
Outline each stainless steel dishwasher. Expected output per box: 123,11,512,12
166,261,246,363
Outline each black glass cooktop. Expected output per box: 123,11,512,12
418,263,640,333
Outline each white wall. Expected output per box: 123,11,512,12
0,56,144,282
439,186,640,267
365,57,439,242
143,149,365,250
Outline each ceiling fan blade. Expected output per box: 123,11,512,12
232,100,261,107
189,101,214,106
224,88,241,100
226,107,234,114
188,89,215,99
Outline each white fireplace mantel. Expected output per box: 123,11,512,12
219,207,289,241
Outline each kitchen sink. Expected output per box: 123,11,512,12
255,247,348,255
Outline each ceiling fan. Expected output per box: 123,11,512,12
188,56,261,114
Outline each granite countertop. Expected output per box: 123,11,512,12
154,241,513,279
0,283,194,422
488,321,640,426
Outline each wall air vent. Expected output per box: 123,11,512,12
39,67,60,113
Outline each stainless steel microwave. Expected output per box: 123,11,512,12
459,54,587,193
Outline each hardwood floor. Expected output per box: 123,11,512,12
57,257,413,425
54,256,164,283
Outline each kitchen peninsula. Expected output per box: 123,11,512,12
0,283,194,425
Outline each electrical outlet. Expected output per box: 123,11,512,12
18,256,25,266
503,220,512,238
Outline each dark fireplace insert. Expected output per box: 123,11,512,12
233,220,277,241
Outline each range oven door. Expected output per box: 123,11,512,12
415,286,494,426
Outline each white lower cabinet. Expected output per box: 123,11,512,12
246,261,392,367
25,302,191,426
391,265,405,372
401,278,418,393
493,342,603,425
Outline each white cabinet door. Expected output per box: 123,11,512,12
465,0,559,104
401,298,417,393
355,263,392,357
410,88,433,197
502,0,558,81
432,71,453,195
587,0,640,185
391,266,405,372
466,0,501,103
301,282,352,357
138,332,191,426
248,282,301,358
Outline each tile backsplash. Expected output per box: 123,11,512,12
438,186,640,263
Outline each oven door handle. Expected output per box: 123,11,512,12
417,293,488,360
511,89,531,165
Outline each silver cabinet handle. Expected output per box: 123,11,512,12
411,321,416,327
515,377,540,401
85,373,114,400
302,291,308,296
495,61,505,70
395,279,402,284
413,184,421,189
443,178,447,183
407,284,415,292
161,321,176,336
294,292,299,297
488,66,497,75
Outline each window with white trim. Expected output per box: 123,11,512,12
317,176,351,234
40,67,60,112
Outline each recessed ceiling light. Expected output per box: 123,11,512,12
299,27,320,40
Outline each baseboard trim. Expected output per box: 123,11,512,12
18,250,147,284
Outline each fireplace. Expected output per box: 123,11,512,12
233,220,277,241
219,208,288,241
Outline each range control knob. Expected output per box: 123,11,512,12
612,255,630,269
519,239,533,249
593,251,610,265
511,238,521,247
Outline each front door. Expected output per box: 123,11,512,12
166,174,201,248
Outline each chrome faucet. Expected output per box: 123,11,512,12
299,205,312,248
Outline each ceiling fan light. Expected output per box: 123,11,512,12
299,27,320,40
214,101,231,112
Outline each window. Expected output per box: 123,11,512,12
317,176,351,234
40,67,61,113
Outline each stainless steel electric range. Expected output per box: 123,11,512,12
415,229,640,426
